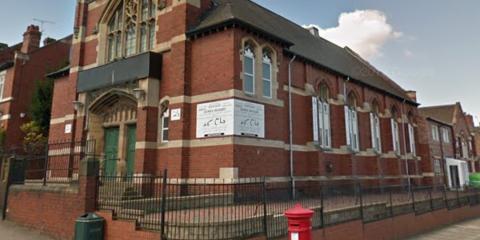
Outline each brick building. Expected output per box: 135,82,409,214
419,103,478,188
49,0,422,185
0,25,71,149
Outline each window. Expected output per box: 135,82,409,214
391,109,400,154
442,128,450,143
312,84,331,149
0,71,5,100
345,93,359,152
262,51,272,98
431,125,439,141
408,123,416,156
243,44,255,95
106,0,156,62
370,102,382,153
161,110,169,143
462,138,468,158
434,159,442,176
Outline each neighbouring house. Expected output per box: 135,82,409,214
48,0,422,186
0,25,71,150
417,115,455,187
419,103,478,188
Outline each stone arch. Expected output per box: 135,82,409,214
87,89,138,176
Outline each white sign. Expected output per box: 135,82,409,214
64,123,72,134
171,108,181,121
196,99,264,138
291,232,299,240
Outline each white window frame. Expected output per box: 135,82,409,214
262,53,272,98
345,106,359,152
312,97,331,149
408,123,416,156
442,128,450,143
243,47,255,95
391,119,400,154
0,71,5,100
370,113,382,153
431,125,439,142
161,110,169,143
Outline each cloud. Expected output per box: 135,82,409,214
304,10,402,59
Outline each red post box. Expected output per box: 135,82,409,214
284,204,314,240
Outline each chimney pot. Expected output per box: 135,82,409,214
406,90,417,102
43,37,56,46
305,26,320,37
21,25,42,53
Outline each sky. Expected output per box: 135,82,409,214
1,0,479,123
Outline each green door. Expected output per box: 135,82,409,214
104,127,119,176
126,125,137,177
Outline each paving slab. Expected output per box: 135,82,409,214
409,218,480,240
0,221,54,240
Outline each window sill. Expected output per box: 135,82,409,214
0,97,13,104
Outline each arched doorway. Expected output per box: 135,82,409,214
88,90,138,176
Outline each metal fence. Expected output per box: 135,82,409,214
5,140,96,185
96,172,480,240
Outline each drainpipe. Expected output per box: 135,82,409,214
288,55,297,200
401,99,412,192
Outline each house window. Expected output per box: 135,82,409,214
106,0,156,62
161,110,169,143
391,109,401,154
431,125,439,142
434,159,442,176
0,71,5,100
345,93,359,152
370,102,382,153
262,51,272,98
408,123,416,156
312,84,331,149
243,44,255,95
442,128,450,143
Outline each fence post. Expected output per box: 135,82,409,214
262,177,268,237
456,187,460,207
429,188,433,211
320,183,325,228
160,169,168,239
358,183,364,221
410,186,416,212
443,185,448,209
389,189,394,217
42,143,49,186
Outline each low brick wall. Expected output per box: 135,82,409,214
6,184,84,240
97,211,161,240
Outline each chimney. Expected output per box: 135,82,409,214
305,25,320,37
466,114,475,128
43,37,56,46
0,43,7,51
406,90,417,102
21,25,41,53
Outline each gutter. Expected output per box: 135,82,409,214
288,55,296,200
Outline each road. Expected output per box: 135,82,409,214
410,218,480,240
0,221,53,240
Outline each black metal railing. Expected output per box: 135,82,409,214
7,139,97,185
95,172,480,240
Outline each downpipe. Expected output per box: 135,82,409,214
288,55,297,200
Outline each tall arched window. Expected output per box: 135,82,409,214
407,112,416,156
345,93,359,151
312,84,331,148
370,101,382,153
391,107,401,154
107,0,157,62
262,50,272,98
243,43,255,94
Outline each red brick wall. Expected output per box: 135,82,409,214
7,185,84,239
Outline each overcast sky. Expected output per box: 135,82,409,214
1,0,479,123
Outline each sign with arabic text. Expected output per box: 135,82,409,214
196,99,264,138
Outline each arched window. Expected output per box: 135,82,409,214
243,43,255,94
407,112,416,156
370,101,382,153
107,0,157,62
160,101,169,143
312,84,331,148
391,107,401,154
262,50,272,98
345,92,359,151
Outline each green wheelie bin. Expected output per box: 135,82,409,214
74,213,104,240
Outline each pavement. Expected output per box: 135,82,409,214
409,218,480,240
0,220,54,240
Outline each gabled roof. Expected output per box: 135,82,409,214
189,0,416,104
419,104,457,124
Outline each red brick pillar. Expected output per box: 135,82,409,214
78,158,99,212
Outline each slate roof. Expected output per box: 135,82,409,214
419,104,457,124
46,65,70,79
188,0,416,104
